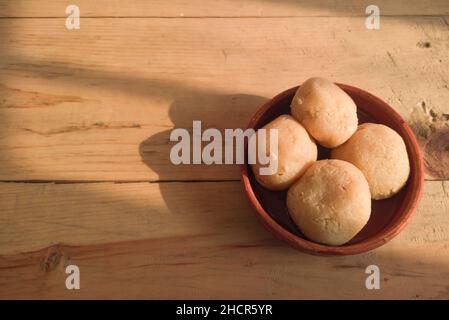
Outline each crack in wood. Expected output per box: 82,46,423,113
22,122,142,136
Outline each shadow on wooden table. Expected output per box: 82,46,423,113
0,51,275,248
139,91,273,242
139,91,268,179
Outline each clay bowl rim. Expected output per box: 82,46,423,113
240,83,424,256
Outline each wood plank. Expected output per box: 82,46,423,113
1,0,449,17
0,181,259,255
0,17,448,181
0,180,448,299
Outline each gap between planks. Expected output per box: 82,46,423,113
0,15,449,19
0,178,445,184
0,179,241,184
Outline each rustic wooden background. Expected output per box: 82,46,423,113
0,0,448,299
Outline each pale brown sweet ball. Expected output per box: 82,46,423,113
331,123,410,200
287,159,371,246
290,77,358,148
251,115,318,191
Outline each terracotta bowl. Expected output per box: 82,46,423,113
241,84,424,256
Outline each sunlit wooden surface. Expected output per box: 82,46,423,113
0,0,448,299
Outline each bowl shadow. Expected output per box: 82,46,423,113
139,92,274,241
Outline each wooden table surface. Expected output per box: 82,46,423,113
0,0,448,299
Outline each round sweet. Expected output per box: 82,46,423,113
287,159,371,246
251,114,317,191
290,77,358,148
331,123,410,200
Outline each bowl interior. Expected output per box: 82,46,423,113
244,84,423,255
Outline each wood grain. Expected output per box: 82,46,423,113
1,0,448,17
0,17,448,181
0,2,448,300
0,180,447,299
